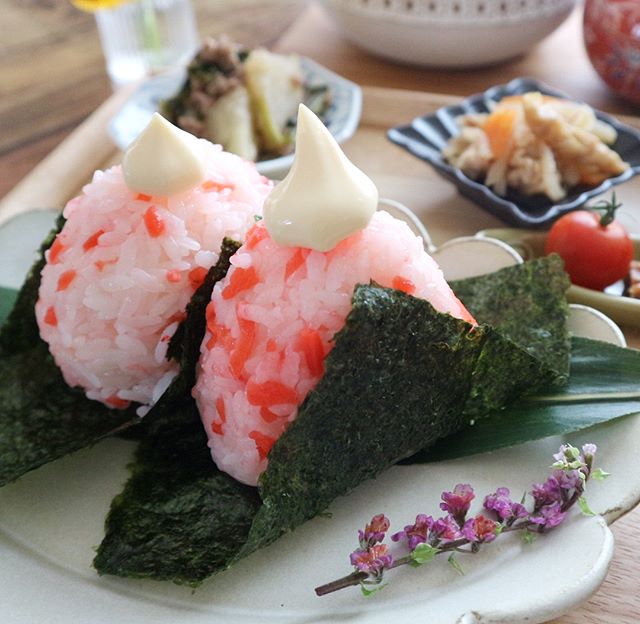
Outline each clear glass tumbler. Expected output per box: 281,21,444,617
95,0,199,87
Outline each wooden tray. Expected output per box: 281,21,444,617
1,85,639,624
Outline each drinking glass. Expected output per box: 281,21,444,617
95,0,199,87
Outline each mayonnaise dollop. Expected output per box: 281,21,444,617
263,104,378,252
122,113,206,196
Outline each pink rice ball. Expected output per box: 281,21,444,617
193,210,476,485
36,142,271,413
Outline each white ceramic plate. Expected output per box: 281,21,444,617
1,209,638,624
109,57,362,179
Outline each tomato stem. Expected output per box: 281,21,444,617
592,192,622,228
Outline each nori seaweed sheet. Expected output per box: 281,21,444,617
0,215,64,357
450,254,570,384
0,215,139,486
0,230,238,488
422,336,640,462
97,274,566,583
237,283,557,558
94,398,261,584
146,237,240,426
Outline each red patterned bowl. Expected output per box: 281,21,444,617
584,0,640,104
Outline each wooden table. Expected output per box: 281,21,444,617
0,2,638,623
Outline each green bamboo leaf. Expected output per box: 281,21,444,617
411,338,640,464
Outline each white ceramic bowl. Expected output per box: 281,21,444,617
321,0,576,68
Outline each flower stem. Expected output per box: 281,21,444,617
315,445,598,598
315,571,367,596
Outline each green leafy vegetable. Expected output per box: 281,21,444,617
420,338,640,463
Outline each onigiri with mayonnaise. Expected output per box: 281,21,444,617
193,105,476,486
36,114,272,413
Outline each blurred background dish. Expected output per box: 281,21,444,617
583,0,640,105
320,0,576,68
109,56,362,178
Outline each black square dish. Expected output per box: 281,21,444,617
387,77,640,228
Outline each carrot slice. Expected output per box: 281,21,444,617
246,380,298,407
49,237,66,264
285,248,308,280
259,407,280,423
166,269,182,283
245,223,269,250
483,107,518,159
144,206,165,237
392,276,416,295
222,266,260,300
135,193,152,202
105,395,131,409
202,180,235,192
249,430,276,460
83,229,105,252
215,398,227,423
229,318,256,379
56,270,77,291
44,306,58,326
94,258,117,272
296,327,325,377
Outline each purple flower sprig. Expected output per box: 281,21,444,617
315,443,607,597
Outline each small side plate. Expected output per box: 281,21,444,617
387,77,640,228
109,57,362,179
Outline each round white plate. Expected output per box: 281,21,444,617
1,210,638,624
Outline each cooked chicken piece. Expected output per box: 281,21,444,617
442,126,493,180
522,92,628,187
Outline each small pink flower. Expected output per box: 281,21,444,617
529,502,567,529
484,487,528,521
350,544,394,574
391,514,433,550
440,484,475,525
359,514,390,547
431,515,462,542
462,514,499,543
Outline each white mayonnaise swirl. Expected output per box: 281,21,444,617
263,104,378,251
122,113,206,196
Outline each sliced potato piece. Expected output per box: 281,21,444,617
205,86,259,162
244,49,304,153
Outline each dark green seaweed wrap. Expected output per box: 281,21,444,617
94,398,261,583
95,257,570,583
0,232,239,488
0,216,138,487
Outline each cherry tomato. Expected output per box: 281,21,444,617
545,205,633,291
